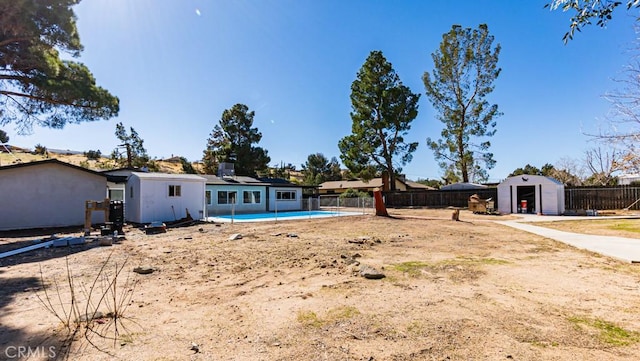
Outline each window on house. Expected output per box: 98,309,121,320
169,185,182,197
217,191,237,204
130,186,134,199
109,189,124,201
243,191,261,204
276,190,296,201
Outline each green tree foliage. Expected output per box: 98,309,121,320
339,188,370,199
0,0,119,134
546,0,640,43
508,163,555,177
266,162,297,180
180,157,197,174
423,24,501,183
301,153,342,186
338,50,420,191
0,129,8,143
111,122,150,169
33,143,48,156
84,149,101,160
202,104,270,177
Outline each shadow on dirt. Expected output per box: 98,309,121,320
0,275,65,360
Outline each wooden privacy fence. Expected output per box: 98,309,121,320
383,186,640,210
565,186,640,210
383,189,497,208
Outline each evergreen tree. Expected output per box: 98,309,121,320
202,104,270,176
339,50,420,191
301,153,342,185
423,24,501,183
111,122,150,169
0,0,118,133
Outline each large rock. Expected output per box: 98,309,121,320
359,265,385,279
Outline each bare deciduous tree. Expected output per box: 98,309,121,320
583,146,624,186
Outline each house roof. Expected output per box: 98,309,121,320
201,175,305,187
130,172,206,181
0,158,106,178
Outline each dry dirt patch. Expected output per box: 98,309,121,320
1,210,640,360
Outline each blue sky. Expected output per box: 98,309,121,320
5,0,640,182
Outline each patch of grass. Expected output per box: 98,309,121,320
390,257,509,277
406,320,426,335
390,261,431,276
297,306,361,328
297,310,322,328
326,306,360,322
568,316,640,346
608,220,640,234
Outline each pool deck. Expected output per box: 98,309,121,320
206,211,363,223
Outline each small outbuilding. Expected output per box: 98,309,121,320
497,175,565,215
0,159,108,230
126,172,206,224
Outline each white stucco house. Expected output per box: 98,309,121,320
497,175,565,215
125,172,206,224
0,159,109,230
202,175,304,217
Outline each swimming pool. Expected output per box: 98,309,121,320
207,210,361,223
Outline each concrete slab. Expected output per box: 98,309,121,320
496,219,640,263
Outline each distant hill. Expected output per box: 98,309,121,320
0,146,196,173
0,146,299,181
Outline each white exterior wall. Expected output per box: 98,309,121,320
0,163,107,230
497,175,564,215
127,173,206,223
268,187,303,212
205,185,267,216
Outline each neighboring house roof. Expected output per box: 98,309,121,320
0,158,106,178
440,182,489,190
404,180,436,190
320,178,435,191
320,179,383,190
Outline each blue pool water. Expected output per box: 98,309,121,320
209,210,359,222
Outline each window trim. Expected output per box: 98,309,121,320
243,190,261,204
169,184,182,197
217,190,237,205
276,190,297,201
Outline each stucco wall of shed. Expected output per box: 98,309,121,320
497,175,565,215
0,163,107,230
127,174,205,224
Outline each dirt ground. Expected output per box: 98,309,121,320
1,208,640,361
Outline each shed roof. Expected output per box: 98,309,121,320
499,174,563,186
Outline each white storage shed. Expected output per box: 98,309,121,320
126,172,206,224
497,175,565,215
